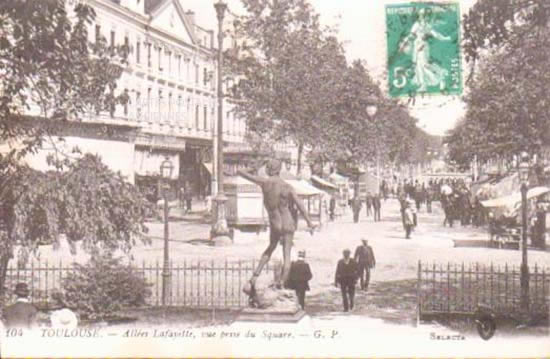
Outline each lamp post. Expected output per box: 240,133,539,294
211,0,231,241
518,152,530,312
160,157,174,307
366,98,379,194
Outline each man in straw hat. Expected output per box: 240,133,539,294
286,250,313,310
1,283,38,329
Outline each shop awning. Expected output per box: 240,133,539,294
311,175,338,190
202,162,213,175
287,179,323,196
481,186,550,208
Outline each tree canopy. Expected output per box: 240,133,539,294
446,0,550,167
227,0,419,175
0,0,146,299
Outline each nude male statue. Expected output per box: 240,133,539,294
237,159,315,290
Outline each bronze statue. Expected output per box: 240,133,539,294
238,159,315,290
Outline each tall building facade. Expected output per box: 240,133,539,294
21,0,247,198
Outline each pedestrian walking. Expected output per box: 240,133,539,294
184,184,193,213
365,192,373,217
1,283,38,329
334,249,358,312
329,196,336,221
426,186,433,213
372,194,381,222
351,196,362,223
354,239,376,291
404,202,414,239
286,250,313,310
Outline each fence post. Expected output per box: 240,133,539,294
505,263,509,308
238,260,242,306
183,259,187,307
224,259,228,308
44,260,49,304
534,263,538,309
416,260,421,326
432,262,436,311
447,262,451,313
211,260,215,308
461,262,465,312
490,263,494,308
197,260,201,308
31,260,35,304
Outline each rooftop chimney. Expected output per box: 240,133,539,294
185,10,195,26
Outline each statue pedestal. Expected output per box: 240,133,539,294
239,281,306,323
238,305,306,323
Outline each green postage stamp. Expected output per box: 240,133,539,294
386,2,461,97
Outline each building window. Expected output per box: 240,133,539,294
177,95,182,125
158,47,163,71
124,35,129,53
136,41,141,64
147,88,152,120
158,90,163,122
168,92,172,122
203,106,208,130
147,43,152,67
177,55,182,80
110,30,115,50
195,105,199,129
195,64,199,84
227,111,231,134
95,24,101,43
123,89,129,116
136,91,141,120
167,51,172,75
186,99,191,128
203,68,208,86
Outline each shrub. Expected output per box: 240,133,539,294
61,251,151,320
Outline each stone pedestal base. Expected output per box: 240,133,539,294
238,306,306,323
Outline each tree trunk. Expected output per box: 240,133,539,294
296,142,303,176
0,253,10,306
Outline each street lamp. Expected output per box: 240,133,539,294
160,157,174,306
211,0,231,241
518,152,530,311
366,97,379,195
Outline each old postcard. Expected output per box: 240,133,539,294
0,0,549,357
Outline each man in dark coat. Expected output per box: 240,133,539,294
334,249,358,312
365,192,373,217
286,250,313,310
354,239,376,291
2,283,38,329
351,196,362,223
372,194,382,222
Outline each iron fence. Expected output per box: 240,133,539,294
3,259,276,309
417,261,550,318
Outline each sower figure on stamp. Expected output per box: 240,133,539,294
238,159,315,291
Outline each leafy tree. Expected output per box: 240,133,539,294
1,154,154,302
228,0,349,174
0,0,139,299
60,251,152,320
446,0,550,166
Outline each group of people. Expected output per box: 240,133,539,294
286,239,376,313
349,192,382,223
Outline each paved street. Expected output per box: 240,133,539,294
139,198,550,322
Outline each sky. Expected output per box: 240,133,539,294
184,0,479,136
